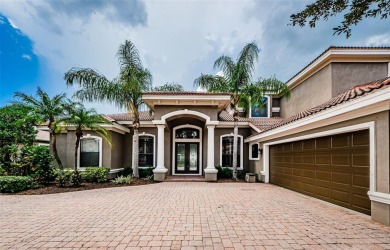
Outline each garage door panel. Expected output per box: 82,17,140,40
270,130,370,215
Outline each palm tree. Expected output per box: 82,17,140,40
194,42,290,179
64,40,152,178
61,103,112,171
13,87,68,169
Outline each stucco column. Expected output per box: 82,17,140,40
204,125,218,181
153,124,168,181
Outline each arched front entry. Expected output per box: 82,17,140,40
172,124,203,175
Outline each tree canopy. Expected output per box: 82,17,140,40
153,82,184,91
290,0,390,38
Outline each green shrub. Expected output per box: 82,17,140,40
71,171,82,187
215,166,233,179
113,175,132,184
81,167,110,183
55,169,73,187
139,167,154,178
19,146,55,184
237,170,248,180
0,176,32,193
121,167,133,177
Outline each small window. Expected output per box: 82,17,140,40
221,136,242,168
251,97,268,117
249,143,260,160
176,128,200,139
80,138,100,167
139,136,154,167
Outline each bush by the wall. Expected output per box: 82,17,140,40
20,146,55,184
215,166,233,179
55,169,73,187
121,167,133,177
81,167,110,183
0,176,32,193
113,175,132,184
139,167,154,178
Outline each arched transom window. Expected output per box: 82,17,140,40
175,128,200,139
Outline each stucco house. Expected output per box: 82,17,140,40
54,46,390,225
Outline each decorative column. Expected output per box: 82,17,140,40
153,124,168,181
204,125,218,181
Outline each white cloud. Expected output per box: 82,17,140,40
22,54,31,60
366,34,390,46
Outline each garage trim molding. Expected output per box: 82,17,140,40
262,122,380,198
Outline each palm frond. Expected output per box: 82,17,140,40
117,40,142,72
214,55,235,80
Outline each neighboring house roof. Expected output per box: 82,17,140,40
264,77,390,132
35,130,50,142
219,110,283,131
143,91,231,95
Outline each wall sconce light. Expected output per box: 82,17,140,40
258,148,263,155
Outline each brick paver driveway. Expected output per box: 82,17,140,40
1,183,390,250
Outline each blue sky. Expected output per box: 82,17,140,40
1,0,389,113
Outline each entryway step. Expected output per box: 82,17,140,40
166,176,205,182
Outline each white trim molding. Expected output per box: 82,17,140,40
261,122,376,196
77,134,103,169
134,133,156,169
249,142,260,160
172,124,203,175
220,134,244,170
368,191,390,205
153,109,219,126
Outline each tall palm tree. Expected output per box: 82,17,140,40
13,87,68,169
61,103,112,171
64,40,152,178
194,42,290,179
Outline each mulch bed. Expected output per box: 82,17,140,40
6,178,156,195
216,178,248,183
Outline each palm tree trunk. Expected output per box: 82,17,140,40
74,134,81,171
51,132,63,170
132,127,140,178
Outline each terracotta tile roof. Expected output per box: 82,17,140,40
218,110,283,131
106,111,153,121
143,91,231,96
264,77,390,132
287,46,390,84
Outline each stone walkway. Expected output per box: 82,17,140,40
1,182,390,249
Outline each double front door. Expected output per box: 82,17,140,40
175,142,199,174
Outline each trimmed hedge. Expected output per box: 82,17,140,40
81,167,110,183
215,166,233,179
0,176,32,193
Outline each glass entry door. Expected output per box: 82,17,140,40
175,142,199,174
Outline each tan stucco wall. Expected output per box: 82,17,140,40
153,105,219,121
331,62,388,97
280,64,332,118
55,130,121,169
256,111,390,225
214,128,250,172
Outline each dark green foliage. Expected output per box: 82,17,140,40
237,170,248,180
55,169,73,187
0,105,37,174
71,171,82,187
216,166,233,179
121,167,133,177
139,167,154,178
19,146,55,184
0,176,32,193
290,0,390,38
153,82,184,91
81,167,110,183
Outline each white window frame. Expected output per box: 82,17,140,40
77,134,103,169
249,142,260,160
220,134,243,170
249,95,271,118
135,133,156,169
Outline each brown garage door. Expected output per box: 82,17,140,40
270,130,370,215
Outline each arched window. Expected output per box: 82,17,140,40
79,136,102,168
175,128,200,139
220,135,243,169
138,135,155,168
